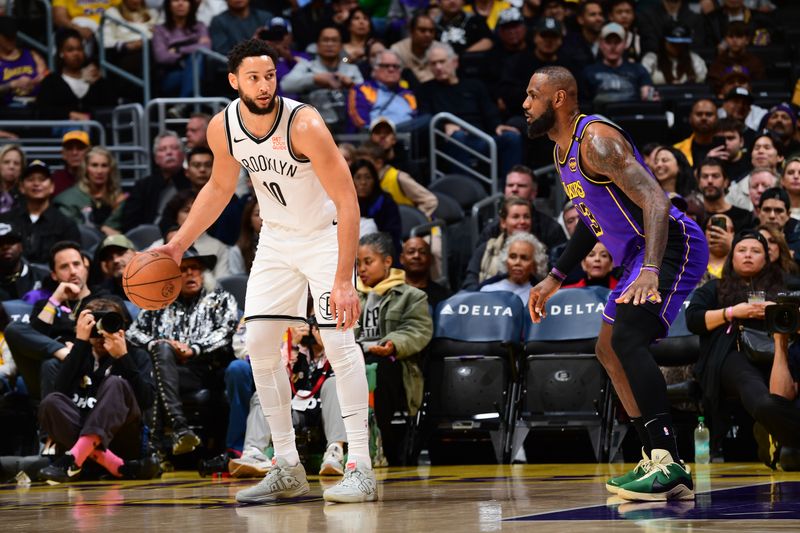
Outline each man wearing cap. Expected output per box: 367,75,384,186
0,221,46,300
369,116,410,172
719,85,767,133
581,22,655,107
637,0,704,54
52,131,90,196
707,21,765,96
484,8,530,99
759,104,800,157
91,235,136,300
127,247,240,456
390,13,442,87
0,160,81,265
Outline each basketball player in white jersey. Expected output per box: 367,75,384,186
155,39,376,504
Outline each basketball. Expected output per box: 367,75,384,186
122,250,182,310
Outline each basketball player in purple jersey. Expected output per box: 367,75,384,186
526,67,708,501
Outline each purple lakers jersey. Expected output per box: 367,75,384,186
555,114,692,266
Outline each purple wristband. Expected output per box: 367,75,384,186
549,268,567,282
641,266,660,275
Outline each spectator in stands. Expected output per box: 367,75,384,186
356,140,438,218
257,18,311,99
485,8,530,100
748,168,780,213
782,157,800,220
463,0,511,31
707,21,765,95
368,116,410,173
356,231,432,465
698,157,754,231
463,196,532,290
435,0,493,56
686,230,797,456
637,0,704,54
497,16,572,122
759,104,800,158
0,221,45,300
581,22,656,108
153,189,231,279
55,147,127,236
184,146,242,245
127,247,239,456
0,161,81,264
36,30,113,120
228,198,260,275
0,305,21,394
755,188,800,259
726,133,784,210
607,0,642,62
0,144,23,213
480,232,546,303
185,113,210,150
418,42,523,180
703,214,734,280
562,0,604,74
51,132,90,196
122,131,190,232
153,0,211,98
5,241,91,399
37,297,156,484
479,166,566,250
52,0,116,52
209,0,271,57
280,26,363,133
348,50,419,132
651,146,700,206
705,0,775,48
562,242,619,289
103,0,159,97
91,235,136,300
674,99,720,168
353,159,402,258
390,13,440,87
716,117,752,182
400,236,450,308
758,224,799,275
342,7,372,65
641,22,707,86
0,16,47,109
719,86,767,133
289,0,336,52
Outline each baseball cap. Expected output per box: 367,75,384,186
721,65,751,83
724,86,754,102
369,116,396,134
600,22,626,41
497,8,523,27
766,103,797,124
533,17,563,36
664,23,693,44
62,130,90,146
260,16,292,40
97,234,136,260
21,160,51,180
0,222,22,243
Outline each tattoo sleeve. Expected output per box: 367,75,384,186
581,124,671,268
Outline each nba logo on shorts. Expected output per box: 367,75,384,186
568,157,577,172
318,292,333,320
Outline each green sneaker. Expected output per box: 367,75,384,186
606,448,653,494
617,449,694,502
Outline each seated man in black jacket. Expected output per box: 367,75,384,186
38,296,156,483
0,221,46,300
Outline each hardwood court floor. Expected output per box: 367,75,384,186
2,462,800,532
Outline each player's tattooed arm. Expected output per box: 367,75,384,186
581,123,670,269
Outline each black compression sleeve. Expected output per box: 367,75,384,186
554,222,598,276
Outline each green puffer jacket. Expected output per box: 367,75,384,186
356,270,433,416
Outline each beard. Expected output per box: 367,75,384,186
240,92,276,115
703,185,723,202
526,101,556,139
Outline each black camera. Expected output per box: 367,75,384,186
765,292,800,335
90,311,125,338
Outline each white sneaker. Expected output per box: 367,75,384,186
235,458,310,504
229,447,270,478
322,460,377,503
319,443,345,476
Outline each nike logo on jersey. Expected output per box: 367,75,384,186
233,137,247,143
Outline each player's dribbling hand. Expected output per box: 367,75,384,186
529,275,561,323
615,270,661,306
331,280,361,330
152,240,184,267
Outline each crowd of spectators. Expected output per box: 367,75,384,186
1,0,800,480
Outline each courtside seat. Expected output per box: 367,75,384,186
2,300,33,323
422,290,525,463
428,174,489,211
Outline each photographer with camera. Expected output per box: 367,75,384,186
37,297,156,483
686,230,799,461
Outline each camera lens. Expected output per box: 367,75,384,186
97,312,123,335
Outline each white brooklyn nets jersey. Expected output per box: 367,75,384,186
223,96,337,233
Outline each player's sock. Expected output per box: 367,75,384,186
247,321,300,467
90,448,124,477
631,417,652,456
321,328,371,468
645,412,681,461
70,434,102,467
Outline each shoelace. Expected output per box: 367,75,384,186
339,468,369,489
634,458,655,474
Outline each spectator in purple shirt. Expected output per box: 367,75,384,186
153,0,211,97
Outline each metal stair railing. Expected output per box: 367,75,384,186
98,13,151,103
429,112,498,195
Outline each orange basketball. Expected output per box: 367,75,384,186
122,251,182,310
